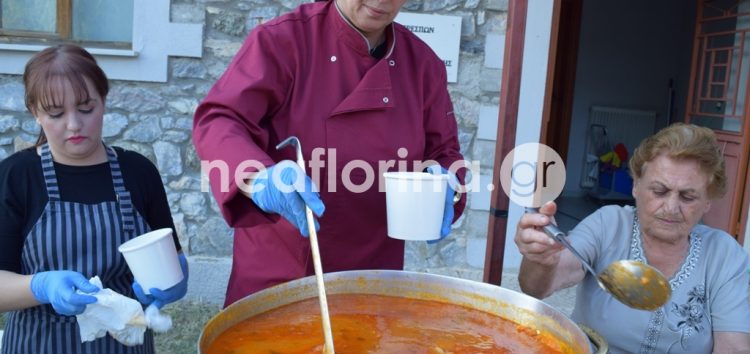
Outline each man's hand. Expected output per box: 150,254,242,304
250,161,325,237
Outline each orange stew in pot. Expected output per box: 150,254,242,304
206,293,573,354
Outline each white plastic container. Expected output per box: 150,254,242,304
383,172,448,241
118,228,183,294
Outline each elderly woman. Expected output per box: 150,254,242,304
516,123,750,353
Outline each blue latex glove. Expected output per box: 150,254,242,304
427,165,458,243
132,253,189,309
30,270,99,316
250,160,325,237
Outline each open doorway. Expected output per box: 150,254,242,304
544,0,698,231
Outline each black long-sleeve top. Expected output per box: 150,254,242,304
0,147,180,272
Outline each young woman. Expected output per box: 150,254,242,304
0,44,188,354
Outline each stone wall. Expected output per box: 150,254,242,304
0,0,508,302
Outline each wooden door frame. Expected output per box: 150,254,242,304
684,0,750,241
739,170,750,245
482,0,527,285
483,0,582,284
541,0,583,161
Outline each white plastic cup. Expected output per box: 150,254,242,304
383,172,448,241
118,228,183,295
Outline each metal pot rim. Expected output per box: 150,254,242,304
198,269,598,353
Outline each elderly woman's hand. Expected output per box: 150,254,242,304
514,202,565,266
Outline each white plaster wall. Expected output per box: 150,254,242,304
503,0,555,269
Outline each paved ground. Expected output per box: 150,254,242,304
501,268,577,316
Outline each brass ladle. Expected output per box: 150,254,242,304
527,208,671,311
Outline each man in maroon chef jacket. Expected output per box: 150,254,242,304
193,0,467,307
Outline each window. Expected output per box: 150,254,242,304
0,0,134,49
0,0,203,82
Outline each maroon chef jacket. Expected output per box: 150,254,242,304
193,0,467,307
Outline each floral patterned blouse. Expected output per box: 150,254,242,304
568,205,750,354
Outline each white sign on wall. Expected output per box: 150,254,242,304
395,12,462,83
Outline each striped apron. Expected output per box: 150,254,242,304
2,144,155,354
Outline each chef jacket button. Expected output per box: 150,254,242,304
330,56,337,62
389,60,395,66
383,97,389,104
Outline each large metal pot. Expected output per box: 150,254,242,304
199,270,608,353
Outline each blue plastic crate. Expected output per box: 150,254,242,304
613,169,633,194
599,171,613,190
599,169,633,194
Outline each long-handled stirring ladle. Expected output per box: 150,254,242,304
525,208,671,311
277,136,335,354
